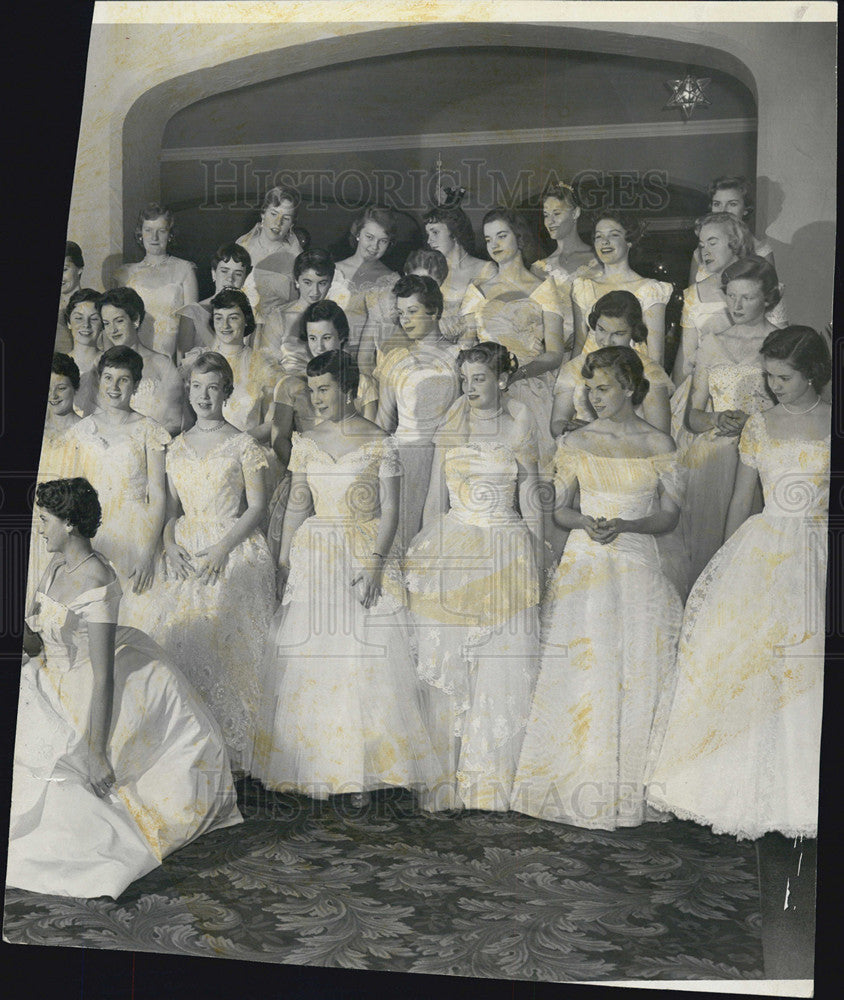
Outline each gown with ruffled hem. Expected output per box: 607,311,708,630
249,433,444,800
512,441,685,830
7,563,241,900
404,398,542,811
646,413,828,840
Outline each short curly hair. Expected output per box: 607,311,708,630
588,290,648,344
349,206,397,246
97,345,144,384
457,341,519,379
694,212,755,260
300,300,350,344
588,211,641,246
36,478,102,538
581,345,650,407
423,206,476,255
721,255,781,310
64,287,102,328
392,273,444,319
98,286,145,326
404,248,448,284
708,175,754,217
306,349,360,398
186,351,235,400
52,352,81,391
210,288,257,339
760,326,832,392
134,202,176,248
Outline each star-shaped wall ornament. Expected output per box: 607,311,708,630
664,74,711,120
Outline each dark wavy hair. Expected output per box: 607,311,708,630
588,290,648,344
588,211,641,246
482,207,538,265
210,288,256,339
64,287,103,327
423,206,476,255
404,248,448,284
134,202,176,248
65,240,84,269
759,326,832,392
708,175,754,218
36,478,102,538
211,242,252,274
306,349,360,398
300,300,350,344
52,352,81,391
98,286,145,326
97,345,143,384
293,248,335,282
457,341,518,379
581,345,650,407
392,273,444,319
721,255,781,310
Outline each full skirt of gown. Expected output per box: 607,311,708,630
249,511,444,798
8,580,241,899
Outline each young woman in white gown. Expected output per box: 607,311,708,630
647,325,831,841
531,181,599,348
679,256,781,588
152,352,276,772
328,206,398,373
513,346,685,830
235,186,305,327
375,274,461,552
97,287,188,436
67,347,170,629
25,353,83,613
114,202,199,361
570,212,672,366
460,208,566,474
250,350,443,804
267,300,378,561
8,478,241,900
688,176,777,284
404,342,544,812
63,288,103,416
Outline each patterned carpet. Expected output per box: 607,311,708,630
3,781,763,983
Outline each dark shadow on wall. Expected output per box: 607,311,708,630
766,221,836,333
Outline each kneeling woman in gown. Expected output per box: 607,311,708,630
404,342,544,812
513,347,685,830
8,478,241,900
250,350,443,804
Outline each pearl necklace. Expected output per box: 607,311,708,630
64,552,96,574
780,397,821,415
193,419,227,432
469,406,504,421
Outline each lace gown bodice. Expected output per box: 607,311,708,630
168,433,265,524
290,433,399,523
70,415,169,506
700,335,773,416
742,413,829,518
